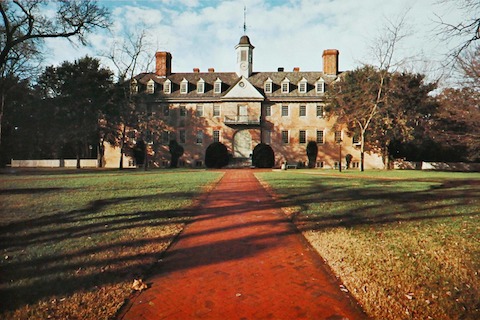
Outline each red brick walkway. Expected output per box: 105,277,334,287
117,170,367,320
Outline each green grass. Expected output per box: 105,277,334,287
0,169,222,319
256,170,480,320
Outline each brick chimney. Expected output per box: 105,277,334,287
322,49,339,75
193,68,200,73
155,52,172,77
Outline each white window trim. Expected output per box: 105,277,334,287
316,130,325,144
164,79,171,94
214,78,222,94
281,77,290,93
298,78,307,93
316,104,325,118
281,130,289,144
316,78,325,93
264,78,273,93
180,78,188,94
146,79,155,94
130,79,138,94
299,105,307,117
197,78,205,94
213,105,221,117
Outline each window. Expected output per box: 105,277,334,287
197,79,205,94
146,79,155,94
162,130,169,144
299,130,306,144
241,50,247,61
298,78,307,93
316,104,324,117
281,130,289,144
316,130,324,144
214,78,222,94
316,78,325,93
179,105,186,117
263,130,271,144
196,131,203,144
213,105,220,117
196,105,203,117
163,104,170,116
353,134,360,145
265,105,271,117
179,130,186,143
180,78,188,94
264,78,273,93
281,78,290,93
281,105,289,117
335,130,342,143
213,130,220,142
299,105,306,117
163,79,171,94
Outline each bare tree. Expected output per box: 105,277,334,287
102,28,155,169
0,0,110,147
456,45,480,90
329,13,411,171
436,0,480,59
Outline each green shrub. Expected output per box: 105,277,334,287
252,143,275,168
205,142,229,168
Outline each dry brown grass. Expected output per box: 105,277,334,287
0,170,222,319
257,170,480,320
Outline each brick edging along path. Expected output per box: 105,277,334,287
117,170,367,320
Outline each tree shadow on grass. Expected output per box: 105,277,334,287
1,171,479,315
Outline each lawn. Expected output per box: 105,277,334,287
256,170,480,320
0,169,222,319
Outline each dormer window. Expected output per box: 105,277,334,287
163,79,171,94
281,77,290,93
197,78,205,94
298,78,307,93
264,78,273,93
316,78,325,94
146,79,155,94
180,78,189,94
130,79,138,94
214,78,222,94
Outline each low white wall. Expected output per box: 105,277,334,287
395,160,480,172
11,159,98,168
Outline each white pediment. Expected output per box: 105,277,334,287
223,77,264,99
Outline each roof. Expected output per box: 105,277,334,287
134,70,340,100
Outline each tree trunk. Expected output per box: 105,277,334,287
360,131,366,172
119,124,126,169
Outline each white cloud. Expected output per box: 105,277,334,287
42,0,469,83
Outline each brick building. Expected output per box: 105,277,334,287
114,34,384,169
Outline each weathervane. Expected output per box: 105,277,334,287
243,5,247,34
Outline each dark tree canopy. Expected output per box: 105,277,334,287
36,56,113,166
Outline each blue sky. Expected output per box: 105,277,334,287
44,0,469,82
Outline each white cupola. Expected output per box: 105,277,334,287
235,35,254,78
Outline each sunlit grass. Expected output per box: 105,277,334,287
0,169,222,319
256,170,480,320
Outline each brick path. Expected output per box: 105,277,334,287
117,170,367,320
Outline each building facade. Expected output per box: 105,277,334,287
122,35,384,169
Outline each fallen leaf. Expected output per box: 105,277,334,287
132,279,148,291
